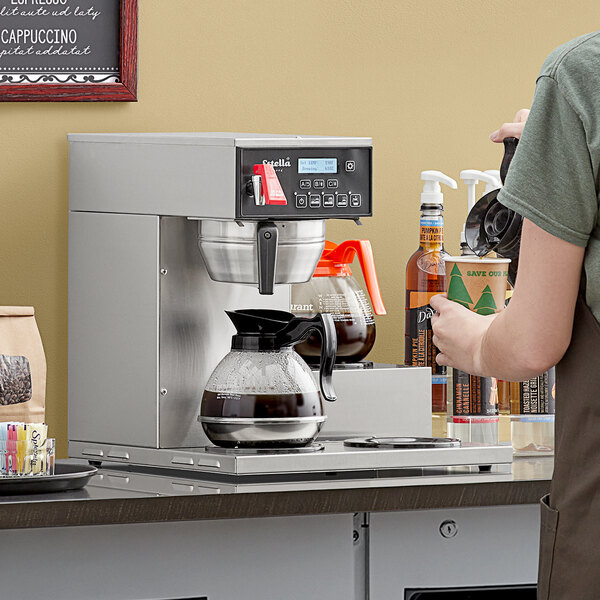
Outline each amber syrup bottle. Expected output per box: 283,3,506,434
405,171,456,438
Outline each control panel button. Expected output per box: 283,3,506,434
313,179,325,189
296,194,308,208
350,193,362,207
327,179,338,189
336,193,349,207
309,194,321,208
322,194,335,208
345,160,356,172
299,179,311,190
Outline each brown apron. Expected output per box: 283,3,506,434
538,283,600,599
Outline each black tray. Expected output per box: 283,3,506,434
0,462,97,495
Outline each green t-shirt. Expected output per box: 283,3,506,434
498,31,600,322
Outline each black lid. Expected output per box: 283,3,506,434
226,309,296,350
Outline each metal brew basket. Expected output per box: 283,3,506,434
198,220,326,287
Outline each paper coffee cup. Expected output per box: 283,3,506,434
444,256,511,314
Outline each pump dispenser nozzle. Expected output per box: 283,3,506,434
420,170,457,205
459,170,499,246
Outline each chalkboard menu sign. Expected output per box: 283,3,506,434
0,0,137,101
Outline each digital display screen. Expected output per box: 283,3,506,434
298,158,338,174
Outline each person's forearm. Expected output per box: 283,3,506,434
478,221,582,381
478,304,554,381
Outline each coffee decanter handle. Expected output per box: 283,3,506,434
314,313,337,403
325,240,386,315
276,313,338,402
499,137,519,184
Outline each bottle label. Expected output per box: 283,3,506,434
405,291,445,376
420,216,444,245
516,370,556,415
451,369,499,419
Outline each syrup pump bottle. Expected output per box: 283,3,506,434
447,170,502,444
405,171,456,438
292,240,386,364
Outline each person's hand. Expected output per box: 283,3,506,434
430,294,497,376
489,109,530,143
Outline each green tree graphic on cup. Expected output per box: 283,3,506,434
473,285,497,315
447,264,472,308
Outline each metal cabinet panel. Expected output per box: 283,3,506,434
0,515,354,600
69,140,235,218
158,217,289,448
69,212,160,447
370,505,540,598
317,366,432,439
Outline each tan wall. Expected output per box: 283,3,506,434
0,0,594,456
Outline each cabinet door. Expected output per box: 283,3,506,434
0,514,354,600
369,505,540,598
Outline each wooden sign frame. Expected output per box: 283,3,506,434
0,0,137,102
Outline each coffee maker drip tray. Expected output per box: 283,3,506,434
190,440,512,481
70,438,513,482
344,437,461,449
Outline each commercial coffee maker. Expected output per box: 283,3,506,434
68,133,431,470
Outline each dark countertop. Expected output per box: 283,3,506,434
0,457,552,530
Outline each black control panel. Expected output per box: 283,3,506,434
236,146,372,220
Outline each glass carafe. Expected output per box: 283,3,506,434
292,240,386,364
200,309,337,448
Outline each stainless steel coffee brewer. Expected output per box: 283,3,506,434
68,133,431,469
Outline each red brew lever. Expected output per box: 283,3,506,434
253,164,287,205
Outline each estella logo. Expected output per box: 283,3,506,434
263,158,291,168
